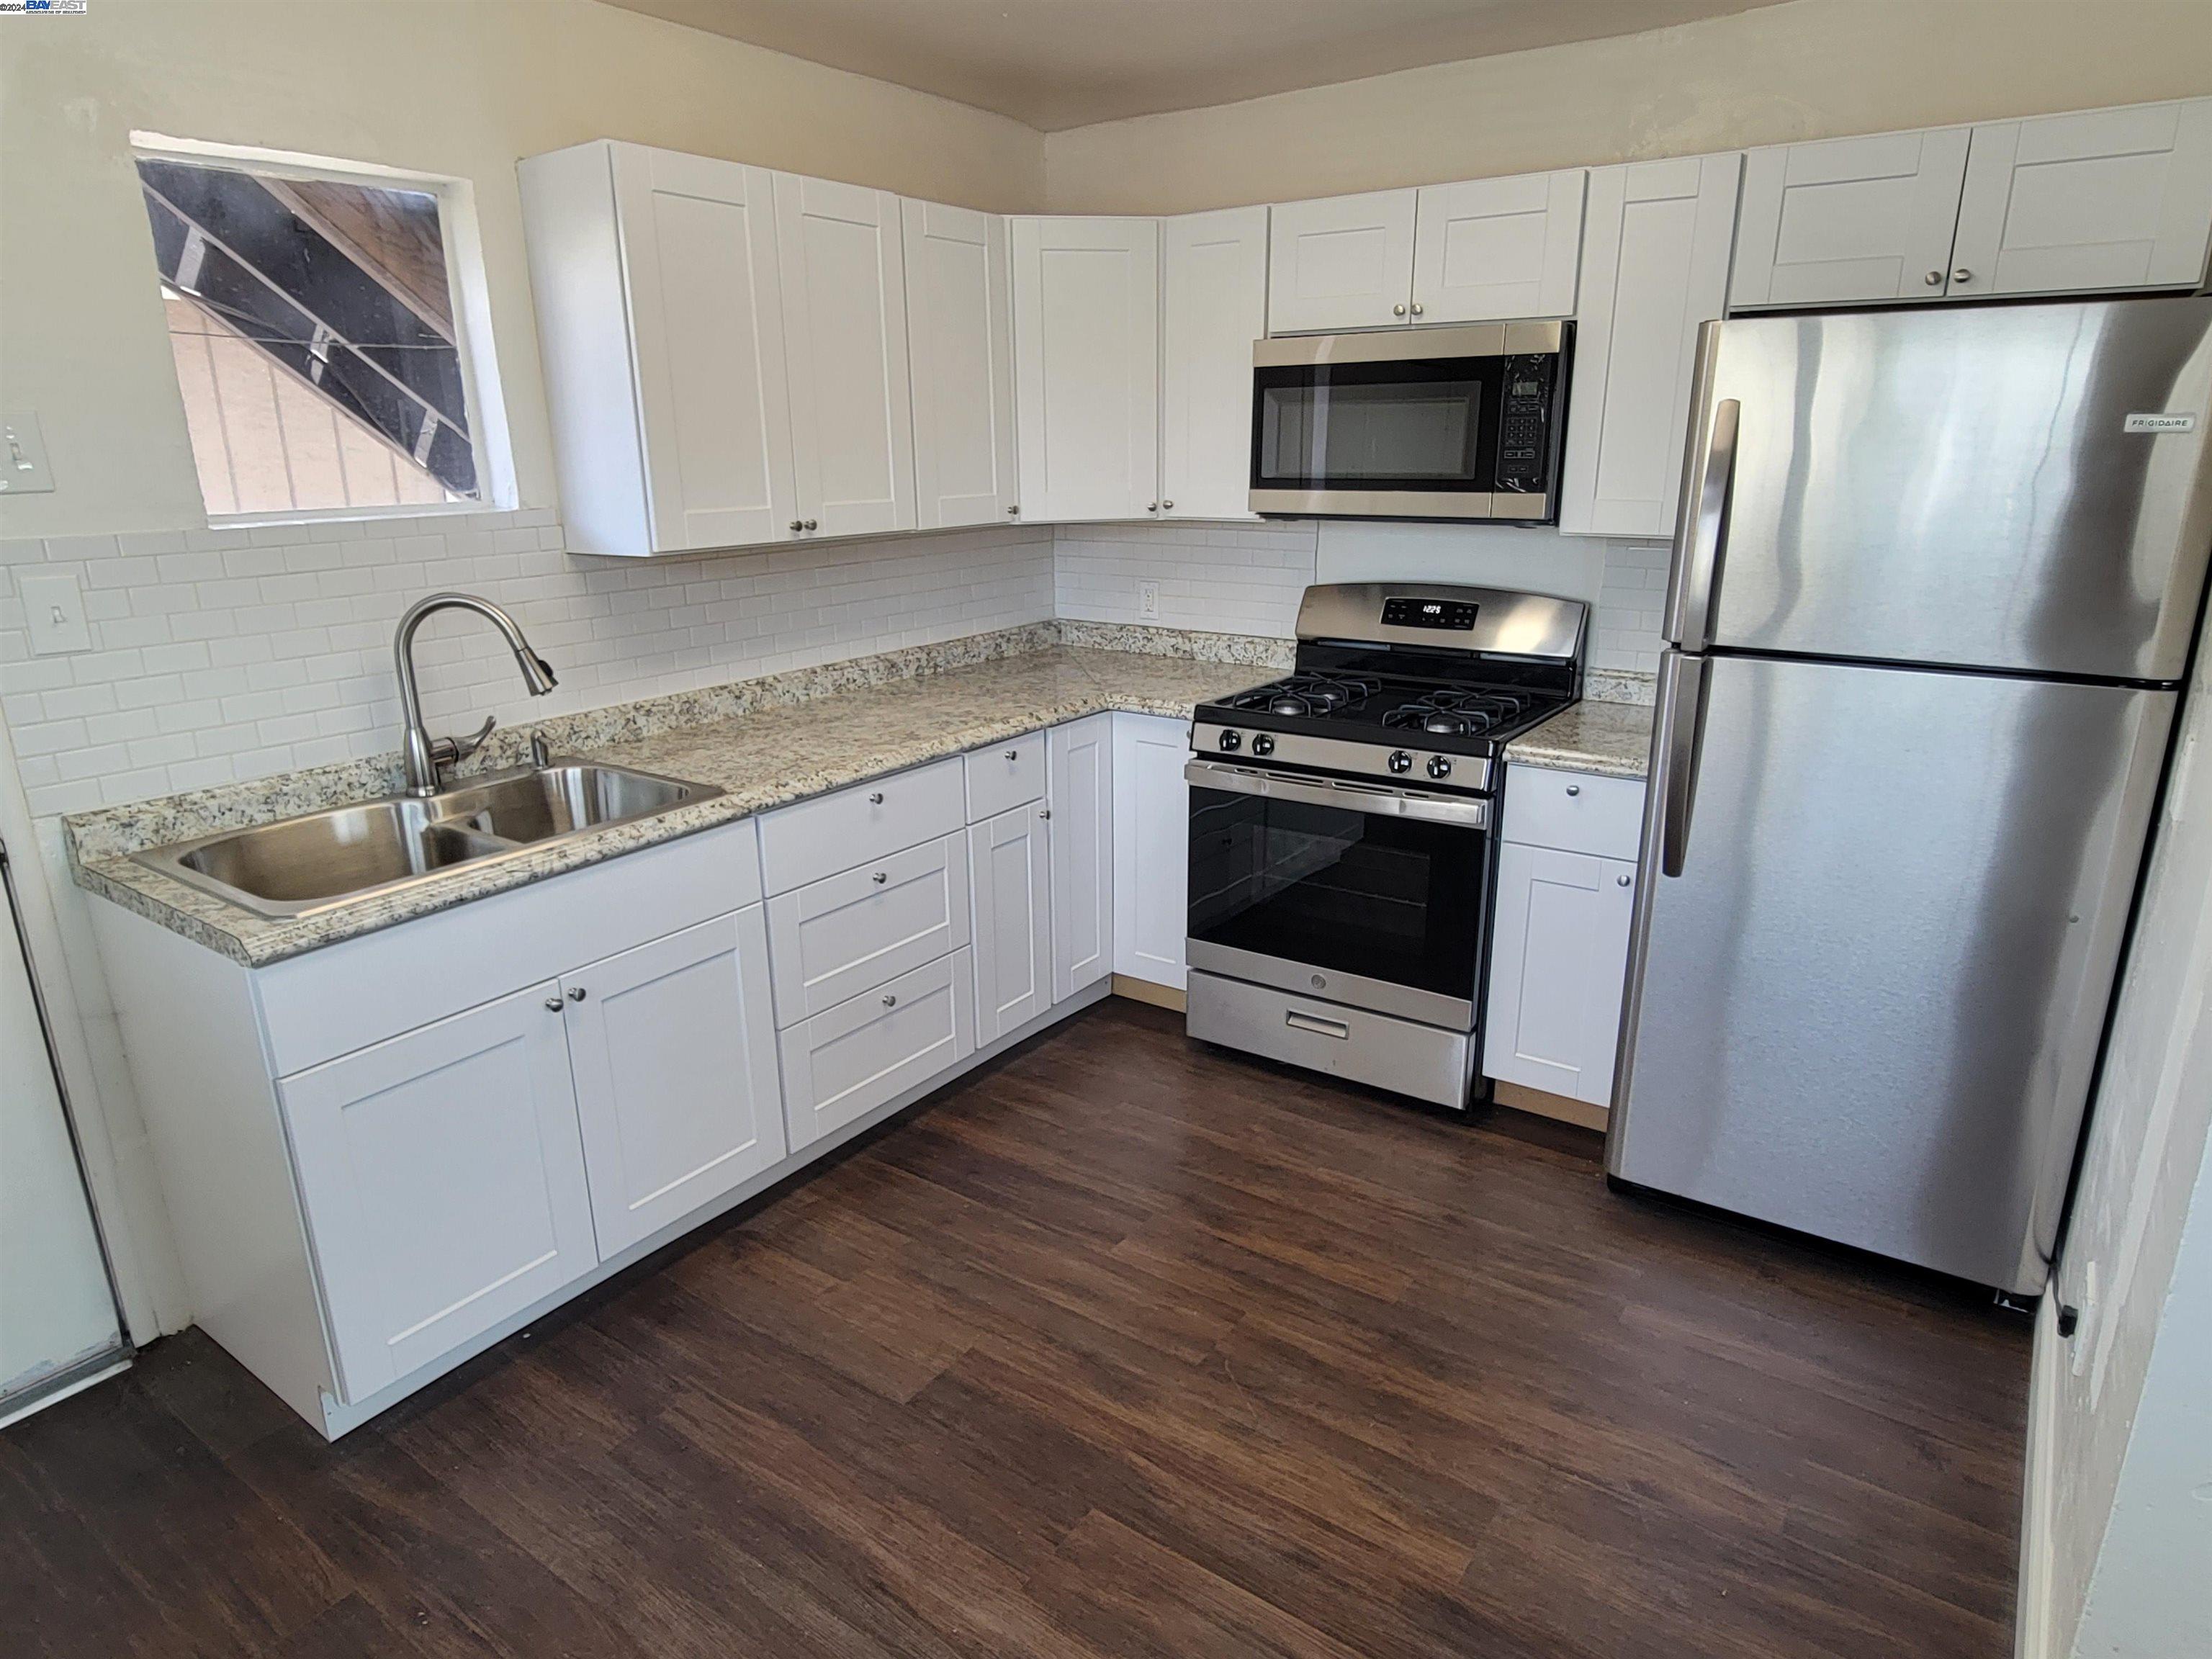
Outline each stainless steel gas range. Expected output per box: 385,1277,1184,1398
1184,582,1587,1109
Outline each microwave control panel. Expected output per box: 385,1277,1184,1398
1496,355,1556,492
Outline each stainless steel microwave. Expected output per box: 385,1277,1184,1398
1249,320,1571,523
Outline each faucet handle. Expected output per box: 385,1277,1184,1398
430,715,498,773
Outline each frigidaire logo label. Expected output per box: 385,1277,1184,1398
2123,413,2198,433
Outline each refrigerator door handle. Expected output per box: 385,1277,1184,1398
1666,321,1737,652
1655,652,1708,878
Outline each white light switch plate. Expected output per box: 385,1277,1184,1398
17,570,92,655
1,410,55,494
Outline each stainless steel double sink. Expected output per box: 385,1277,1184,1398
133,760,723,919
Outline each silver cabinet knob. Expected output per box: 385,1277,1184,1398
1409,302,1424,317
1147,502,1159,513
1951,268,1972,284
1392,302,1407,316
567,986,586,1002
802,518,819,531
1161,499,1174,511
1038,806,1051,819
868,791,885,804
881,993,896,1008
1004,749,1020,760
544,996,564,1012
872,870,887,884
1565,783,1581,797
1617,874,1633,887
1006,503,1020,516
1924,270,1943,286
789,519,805,533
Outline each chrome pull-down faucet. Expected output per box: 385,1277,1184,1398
392,593,558,796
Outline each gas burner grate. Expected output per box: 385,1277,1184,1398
1381,688,1536,737
1223,673,1382,718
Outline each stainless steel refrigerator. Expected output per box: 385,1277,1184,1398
1608,297,2212,1295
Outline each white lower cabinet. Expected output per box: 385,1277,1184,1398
1112,713,1191,991
1048,715,1115,1001
1483,765,1646,1110
766,832,971,1023
971,801,1053,1043
563,909,786,1256
278,981,601,1401
779,949,976,1150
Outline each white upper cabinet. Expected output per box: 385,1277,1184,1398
1161,206,1268,521
1730,128,1972,308
1011,217,1161,522
1949,99,2212,297
1560,153,1742,539
1411,171,1585,323
773,174,917,537
521,142,798,557
901,200,1019,529
1267,189,1417,333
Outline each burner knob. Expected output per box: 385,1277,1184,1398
1426,755,1452,780
1250,733,1275,757
1217,729,1243,752
1387,750,1413,775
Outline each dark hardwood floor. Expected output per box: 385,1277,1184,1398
1,999,2028,1659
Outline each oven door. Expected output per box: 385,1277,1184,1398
1248,323,1564,521
1184,760,1494,1030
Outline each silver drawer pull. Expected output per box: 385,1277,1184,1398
872,871,887,884
1565,783,1581,797
868,791,885,804
1286,1010,1350,1040
881,993,897,1008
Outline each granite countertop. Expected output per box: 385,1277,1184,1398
68,644,1269,968
1504,697,1655,781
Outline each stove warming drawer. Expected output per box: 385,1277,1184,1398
1187,971,1478,1110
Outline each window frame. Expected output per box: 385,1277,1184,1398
130,130,517,526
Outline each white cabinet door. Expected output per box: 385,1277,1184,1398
1950,99,2212,297
1267,189,1416,333
1161,206,1268,521
1048,715,1113,1002
278,983,598,1401
1483,843,1637,1107
609,144,797,550
902,199,1019,529
1560,153,1742,539
773,174,916,537
563,910,785,1257
970,802,1053,1043
1111,713,1190,992
1011,217,1160,522
778,950,975,1151
1411,172,1585,323
1730,128,1971,308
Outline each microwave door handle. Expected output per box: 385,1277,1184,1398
1653,653,1709,878
1665,322,1738,653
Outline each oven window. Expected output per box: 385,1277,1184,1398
1187,786,1486,999
1252,358,1493,493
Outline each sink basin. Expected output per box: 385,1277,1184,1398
133,760,721,919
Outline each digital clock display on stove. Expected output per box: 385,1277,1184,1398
1382,596,1479,631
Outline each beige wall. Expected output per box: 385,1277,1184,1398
0,0,1042,541
1043,0,2212,212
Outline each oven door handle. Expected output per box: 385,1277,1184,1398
1184,760,1492,830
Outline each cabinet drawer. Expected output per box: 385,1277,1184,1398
758,756,965,895
778,948,975,1151
1501,766,1645,860
765,832,971,1026
965,730,1046,822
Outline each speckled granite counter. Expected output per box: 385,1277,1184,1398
68,643,1271,968
1504,697,1655,781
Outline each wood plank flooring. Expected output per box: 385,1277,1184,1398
1,999,2029,1658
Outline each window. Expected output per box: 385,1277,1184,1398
133,145,495,519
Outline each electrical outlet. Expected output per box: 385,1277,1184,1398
1,410,55,494
18,569,92,655
1139,580,1160,619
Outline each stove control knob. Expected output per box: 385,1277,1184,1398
1426,755,1452,780
1388,750,1413,774
1217,729,1242,752
1250,733,1276,757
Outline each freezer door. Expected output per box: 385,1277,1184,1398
1669,298,2212,680
1608,652,2175,1292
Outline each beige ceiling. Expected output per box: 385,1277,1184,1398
598,0,1788,131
